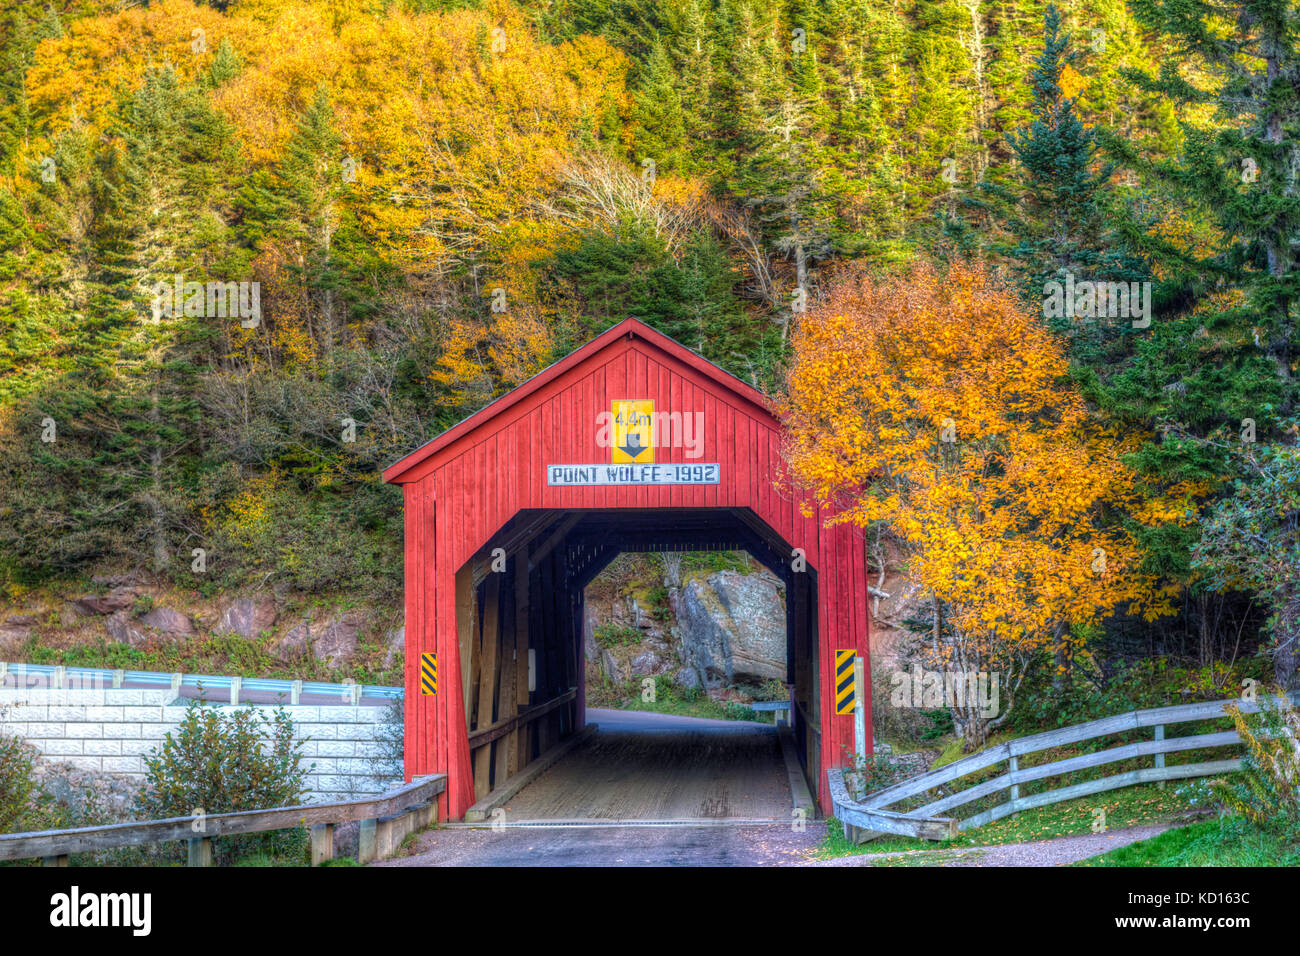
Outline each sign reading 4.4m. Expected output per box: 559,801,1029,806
611,399,653,463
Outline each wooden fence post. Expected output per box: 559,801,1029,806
1008,755,1020,804
311,823,334,865
1154,724,1165,789
358,819,378,864
187,837,213,867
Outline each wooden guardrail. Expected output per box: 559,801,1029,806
468,688,577,749
830,693,1298,843
0,774,447,866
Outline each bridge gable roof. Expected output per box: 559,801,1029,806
382,318,777,484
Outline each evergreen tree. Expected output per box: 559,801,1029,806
967,3,1145,361
630,39,688,172
32,67,237,575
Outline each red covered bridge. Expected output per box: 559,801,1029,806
383,319,871,821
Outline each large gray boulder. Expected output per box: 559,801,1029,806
315,612,362,666
677,570,786,687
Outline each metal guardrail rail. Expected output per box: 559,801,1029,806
830,692,1299,843
0,661,403,704
0,774,446,866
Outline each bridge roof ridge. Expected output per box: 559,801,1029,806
382,317,776,483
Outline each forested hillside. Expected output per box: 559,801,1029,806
0,0,1296,701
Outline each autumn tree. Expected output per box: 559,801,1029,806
781,260,1186,746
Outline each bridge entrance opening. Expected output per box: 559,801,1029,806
453,507,820,822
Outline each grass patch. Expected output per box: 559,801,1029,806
1078,816,1300,867
587,673,759,722
19,631,401,686
816,783,1202,860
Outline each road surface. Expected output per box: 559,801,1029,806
379,708,822,865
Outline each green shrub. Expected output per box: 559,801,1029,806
0,730,37,834
135,702,312,864
1007,653,1272,735
722,700,756,721
594,623,641,649
1213,694,1300,844
844,751,906,798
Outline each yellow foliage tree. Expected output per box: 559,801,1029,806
781,261,1189,747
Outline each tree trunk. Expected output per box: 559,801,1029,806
148,384,169,574
1050,619,1068,693
1275,590,1300,691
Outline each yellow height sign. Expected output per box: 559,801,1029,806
420,652,437,696
611,399,654,464
835,649,856,715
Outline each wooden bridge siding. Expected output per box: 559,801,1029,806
400,334,870,820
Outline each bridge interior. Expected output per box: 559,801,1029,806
454,508,822,819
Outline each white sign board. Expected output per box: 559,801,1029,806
547,463,720,486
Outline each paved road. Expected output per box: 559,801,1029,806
378,708,822,866
378,821,824,866
496,708,797,822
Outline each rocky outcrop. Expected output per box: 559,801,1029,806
105,611,148,648
34,758,140,820
0,623,29,656
140,607,195,636
216,597,277,639
315,612,363,666
73,586,138,616
383,625,404,668
677,570,785,687
273,610,363,666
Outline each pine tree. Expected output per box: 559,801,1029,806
631,39,688,172
33,66,239,575
968,3,1144,333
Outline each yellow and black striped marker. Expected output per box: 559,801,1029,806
420,652,437,696
835,649,856,715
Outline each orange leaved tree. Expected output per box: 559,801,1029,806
781,261,1184,748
